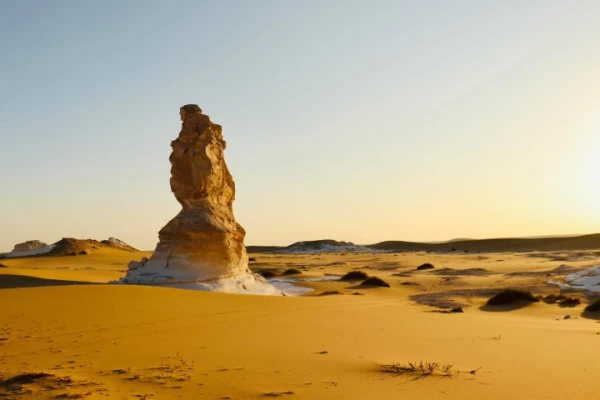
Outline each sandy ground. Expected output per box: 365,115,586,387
1,249,600,399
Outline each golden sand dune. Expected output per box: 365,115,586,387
1,249,600,399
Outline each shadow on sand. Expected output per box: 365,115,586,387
0,274,93,290
581,311,600,321
479,301,536,312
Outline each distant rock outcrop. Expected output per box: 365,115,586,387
100,237,137,252
3,237,137,258
12,240,48,252
117,105,279,295
5,240,54,258
277,240,374,254
51,238,136,256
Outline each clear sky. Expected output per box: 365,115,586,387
1,1,599,252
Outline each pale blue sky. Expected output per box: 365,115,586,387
1,1,599,251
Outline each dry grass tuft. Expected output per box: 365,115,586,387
544,294,581,307
317,291,343,296
359,276,390,288
380,361,459,379
263,390,295,397
340,271,369,281
0,372,53,388
486,289,539,306
257,270,278,279
416,263,435,270
558,297,581,307
585,299,600,312
281,268,302,276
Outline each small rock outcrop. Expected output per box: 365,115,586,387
100,237,137,251
279,239,373,253
5,240,54,258
12,240,48,252
3,237,137,259
117,105,279,295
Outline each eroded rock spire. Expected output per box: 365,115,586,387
116,105,279,294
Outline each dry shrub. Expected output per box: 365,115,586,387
317,291,343,296
486,289,539,306
360,276,390,288
380,361,458,379
340,271,369,281
281,268,302,276
257,270,278,278
585,299,600,312
558,297,581,307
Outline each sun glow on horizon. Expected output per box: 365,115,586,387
553,129,600,221
582,132,600,211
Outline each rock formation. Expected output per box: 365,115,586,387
12,240,48,252
4,240,54,258
3,238,137,258
117,105,280,295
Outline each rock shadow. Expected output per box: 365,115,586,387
0,274,93,289
479,302,536,312
581,311,600,321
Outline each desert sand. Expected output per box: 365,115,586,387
1,246,600,399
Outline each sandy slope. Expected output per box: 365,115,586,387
0,248,152,285
1,250,600,399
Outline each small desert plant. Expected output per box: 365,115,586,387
281,268,302,276
416,263,435,270
263,390,295,397
544,294,581,306
0,372,53,387
257,270,278,278
175,353,194,368
359,276,390,288
558,297,581,307
585,299,600,312
317,291,343,296
340,271,369,281
158,353,195,372
434,306,464,314
543,294,558,304
400,281,420,286
380,361,458,379
486,289,539,306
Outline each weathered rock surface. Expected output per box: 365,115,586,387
13,240,48,252
4,238,137,258
5,240,54,258
100,237,137,252
117,105,280,295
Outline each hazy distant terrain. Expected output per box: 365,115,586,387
247,234,600,254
